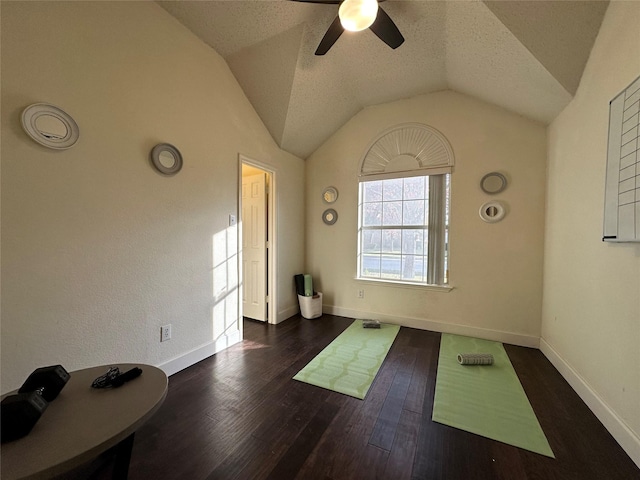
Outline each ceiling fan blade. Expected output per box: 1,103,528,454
369,6,404,49
315,16,344,55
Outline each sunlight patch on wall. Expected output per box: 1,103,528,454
212,225,240,340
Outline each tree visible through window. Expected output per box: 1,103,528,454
357,174,450,285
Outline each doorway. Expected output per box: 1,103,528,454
239,156,275,323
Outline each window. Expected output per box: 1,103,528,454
356,123,454,286
357,174,450,285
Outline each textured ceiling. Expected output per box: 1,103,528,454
158,0,609,159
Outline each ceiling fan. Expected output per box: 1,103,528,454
293,0,404,55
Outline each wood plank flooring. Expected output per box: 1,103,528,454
93,314,638,480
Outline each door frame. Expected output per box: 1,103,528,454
238,154,277,325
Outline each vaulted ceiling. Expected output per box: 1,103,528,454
158,0,609,159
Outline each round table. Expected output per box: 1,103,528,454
1,363,167,480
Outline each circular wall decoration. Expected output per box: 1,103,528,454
480,172,507,194
322,186,338,204
150,143,183,176
21,103,79,149
479,201,506,223
322,208,338,225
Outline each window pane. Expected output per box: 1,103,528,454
380,254,401,279
363,202,382,226
400,255,423,281
402,229,425,255
402,200,425,225
362,230,381,253
383,201,402,225
383,178,402,201
381,229,401,253
361,255,381,278
363,181,382,202
403,177,425,200
401,255,426,282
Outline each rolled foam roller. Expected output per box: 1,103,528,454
457,353,494,365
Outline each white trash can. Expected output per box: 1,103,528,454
298,292,323,319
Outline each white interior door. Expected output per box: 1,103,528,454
242,172,267,321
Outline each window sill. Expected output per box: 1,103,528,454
354,278,453,292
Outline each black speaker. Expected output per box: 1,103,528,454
1,391,49,442
18,365,70,402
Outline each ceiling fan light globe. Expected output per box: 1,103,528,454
339,0,378,32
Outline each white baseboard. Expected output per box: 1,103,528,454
324,305,540,348
540,338,640,468
157,330,242,377
275,304,299,324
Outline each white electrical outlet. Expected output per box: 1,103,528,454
161,324,172,342
357,289,365,298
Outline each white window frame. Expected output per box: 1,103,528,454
357,173,450,286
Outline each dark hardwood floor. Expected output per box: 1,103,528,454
96,314,638,480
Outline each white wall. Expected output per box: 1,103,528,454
541,0,640,465
0,1,304,392
305,90,547,346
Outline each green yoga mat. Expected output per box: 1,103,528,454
293,320,400,399
433,334,554,458
304,274,313,296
